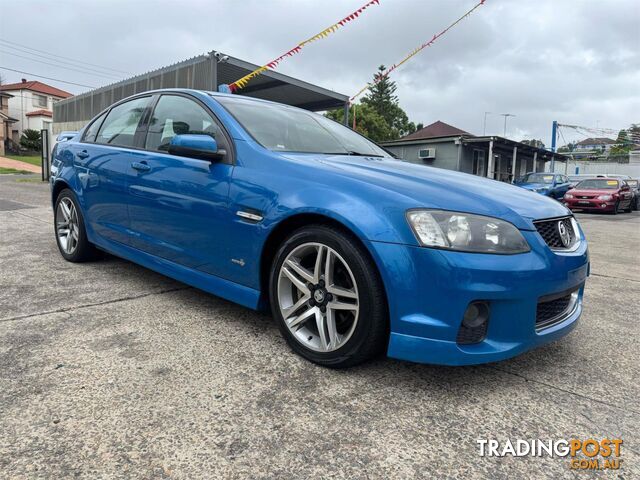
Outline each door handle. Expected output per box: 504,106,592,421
77,150,89,159
131,161,150,172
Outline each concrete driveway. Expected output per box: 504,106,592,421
1,175,638,479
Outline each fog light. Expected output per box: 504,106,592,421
457,301,490,344
462,301,490,328
601,203,607,208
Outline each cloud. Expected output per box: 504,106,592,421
2,0,638,144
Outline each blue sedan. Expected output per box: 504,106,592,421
515,172,572,200
51,89,589,367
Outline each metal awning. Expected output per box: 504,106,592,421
461,136,569,162
220,55,347,111
53,51,349,125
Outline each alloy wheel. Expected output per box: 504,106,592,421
277,242,359,352
56,197,80,255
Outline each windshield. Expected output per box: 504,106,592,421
627,180,638,188
216,96,389,157
576,179,619,189
523,173,554,184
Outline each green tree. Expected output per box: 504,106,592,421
610,126,636,155
361,65,416,140
19,129,42,151
325,66,418,142
629,124,640,145
521,139,546,149
325,103,392,141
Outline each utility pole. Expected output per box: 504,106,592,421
550,120,558,173
500,113,515,137
483,112,492,136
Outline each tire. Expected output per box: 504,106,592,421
624,201,632,213
54,188,99,262
269,224,388,368
609,201,619,215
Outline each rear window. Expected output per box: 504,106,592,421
576,179,619,189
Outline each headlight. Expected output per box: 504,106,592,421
406,210,530,254
565,193,573,199
598,194,612,201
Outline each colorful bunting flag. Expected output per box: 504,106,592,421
230,0,381,91
350,0,486,102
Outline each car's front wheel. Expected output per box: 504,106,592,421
270,225,388,368
54,188,99,262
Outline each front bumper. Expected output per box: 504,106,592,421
369,228,589,366
564,198,615,212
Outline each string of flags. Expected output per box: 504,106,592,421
350,0,486,102
229,0,381,91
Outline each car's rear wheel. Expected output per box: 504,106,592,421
54,189,99,262
269,225,388,368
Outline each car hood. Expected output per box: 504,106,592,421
570,189,617,195
284,154,570,231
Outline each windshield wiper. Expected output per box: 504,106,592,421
320,151,384,157
346,150,384,157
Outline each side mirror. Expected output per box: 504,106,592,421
168,134,226,161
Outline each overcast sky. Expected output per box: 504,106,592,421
2,0,638,145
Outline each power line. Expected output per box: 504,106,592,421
0,37,133,76
0,67,96,89
0,49,123,80
0,43,125,79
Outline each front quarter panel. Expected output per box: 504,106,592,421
222,146,417,290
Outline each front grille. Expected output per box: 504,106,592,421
456,321,488,344
536,288,580,331
534,216,577,250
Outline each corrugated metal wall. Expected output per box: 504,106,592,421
53,55,214,131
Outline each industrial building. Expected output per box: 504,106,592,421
381,121,568,182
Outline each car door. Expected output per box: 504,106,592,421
551,175,566,199
126,93,235,277
72,95,152,245
619,181,632,207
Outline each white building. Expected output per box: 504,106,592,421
573,137,617,152
0,79,72,146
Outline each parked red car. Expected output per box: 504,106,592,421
564,178,634,214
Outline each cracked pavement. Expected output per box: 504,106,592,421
0,175,638,479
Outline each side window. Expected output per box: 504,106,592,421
82,112,107,143
145,95,227,153
96,96,150,147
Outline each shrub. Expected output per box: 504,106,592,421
20,129,42,151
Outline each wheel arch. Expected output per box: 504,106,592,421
51,179,72,206
258,212,389,315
